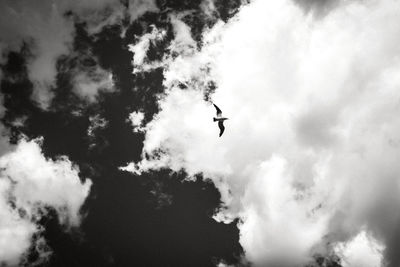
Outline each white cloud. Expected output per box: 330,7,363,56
0,139,92,265
334,230,385,267
0,193,37,266
125,0,400,265
128,111,145,132
128,14,220,90
128,25,166,69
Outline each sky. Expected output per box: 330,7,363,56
1,0,400,266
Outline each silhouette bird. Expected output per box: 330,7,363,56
213,104,228,137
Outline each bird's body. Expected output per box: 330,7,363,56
213,117,228,122
213,104,228,137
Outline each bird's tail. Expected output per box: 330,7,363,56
213,117,217,122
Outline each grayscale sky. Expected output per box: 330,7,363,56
1,0,400,266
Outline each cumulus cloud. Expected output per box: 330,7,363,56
334,230,385,267
124,0,400,265
0,139,92,265
128,111,145,132
0,0,159,108
128,13,220,93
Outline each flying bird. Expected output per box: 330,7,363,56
213,103,228,137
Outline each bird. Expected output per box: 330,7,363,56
213,103,228,137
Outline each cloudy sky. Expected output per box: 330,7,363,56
1,0,400,266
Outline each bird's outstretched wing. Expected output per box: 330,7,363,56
213,104,222,117
218,121,225,137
